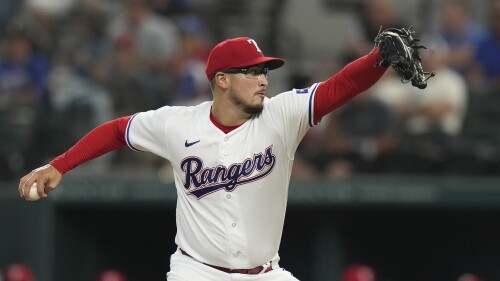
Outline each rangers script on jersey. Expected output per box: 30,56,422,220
125,83,319,269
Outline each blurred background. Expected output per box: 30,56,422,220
0,0,500,280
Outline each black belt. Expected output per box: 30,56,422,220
180,249,273,275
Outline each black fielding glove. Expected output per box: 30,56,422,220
374,26,436,89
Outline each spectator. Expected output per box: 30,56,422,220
0,24,50,178
170,14,213,105
41,1,113,158
2,264,35,281
107,0,180,106
384,38,467,173
9,3,64,58
342,0,407,64
49,6,114,141
468,0,500,94
432,0,486,76
106,33,153,115
319,90,396,178
48,5,114,148
0,25,50,107
105,34,170,168
49,64,113,153
56,5,111,79
372,38,468,173
406,39,468,138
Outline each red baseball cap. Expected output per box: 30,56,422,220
205,37,285,81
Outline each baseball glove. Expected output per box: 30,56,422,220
374,26,435,89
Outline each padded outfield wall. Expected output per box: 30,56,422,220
1,175,500,281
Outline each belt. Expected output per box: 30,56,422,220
180,249,273,275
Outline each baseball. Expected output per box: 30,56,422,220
29,182,41,201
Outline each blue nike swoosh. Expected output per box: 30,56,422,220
185,140,201,147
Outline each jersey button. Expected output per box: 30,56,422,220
235,251,241,257
223,152,228,157
224,137,228,142
232,223,237,227
226,194,231,199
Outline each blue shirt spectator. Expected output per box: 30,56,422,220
474,28,500,79
0,30,50,107
433,0,487,75
468,0,500,92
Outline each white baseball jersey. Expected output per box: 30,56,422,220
125,83,320,269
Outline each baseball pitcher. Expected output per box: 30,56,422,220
19,28,432,281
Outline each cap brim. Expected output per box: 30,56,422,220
235,56,285,70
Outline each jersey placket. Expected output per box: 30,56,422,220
217,133,247,268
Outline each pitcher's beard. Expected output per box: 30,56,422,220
243,103,263,115
230,92,264,115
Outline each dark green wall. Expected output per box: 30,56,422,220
2,176,500,281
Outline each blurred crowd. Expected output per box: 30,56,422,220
0,0,214,180
0,0,499,181
0,262,487,281
0,263,128,281
293,0,500,180
338,264,485,281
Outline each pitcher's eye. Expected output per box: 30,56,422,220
246,67,269,77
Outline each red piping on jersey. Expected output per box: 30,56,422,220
125,113,142,151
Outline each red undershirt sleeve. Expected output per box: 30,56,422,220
50,116,131,175
313,47,388,124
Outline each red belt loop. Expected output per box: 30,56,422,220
180,249,273,275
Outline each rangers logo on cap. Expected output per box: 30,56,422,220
205,37,285,80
